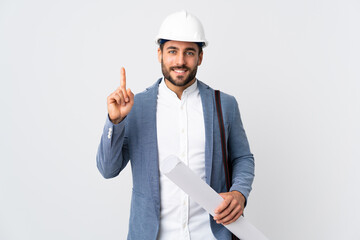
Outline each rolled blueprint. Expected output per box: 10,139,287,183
160,155,269,240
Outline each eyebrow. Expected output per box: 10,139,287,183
166,46,197,52
185,47,197,52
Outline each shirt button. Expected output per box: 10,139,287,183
183,223,186,229
181,152,185,158
181,129,185,133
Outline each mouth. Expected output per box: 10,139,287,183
171,67,188,75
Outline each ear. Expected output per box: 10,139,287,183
157,47,162,63
197,51,203,66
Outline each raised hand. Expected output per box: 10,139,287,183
107,67,134,124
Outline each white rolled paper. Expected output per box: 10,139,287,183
160,155,269,240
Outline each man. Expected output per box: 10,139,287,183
97,11,254,239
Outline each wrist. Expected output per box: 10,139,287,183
232,190,245,204
108,115,124,124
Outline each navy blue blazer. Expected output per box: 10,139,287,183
97,79,255,239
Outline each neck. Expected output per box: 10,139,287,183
164,78,196,99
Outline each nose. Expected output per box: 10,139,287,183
175,53,185,66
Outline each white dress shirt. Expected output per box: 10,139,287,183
156,79,216,240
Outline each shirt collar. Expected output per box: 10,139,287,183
159,78,198,99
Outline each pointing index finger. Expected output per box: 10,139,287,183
120,67,126,89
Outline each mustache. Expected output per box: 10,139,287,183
170,65,189,71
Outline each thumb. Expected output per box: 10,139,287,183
127,88,135,102
219,192,227,199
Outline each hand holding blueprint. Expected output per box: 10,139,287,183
160,155,269,240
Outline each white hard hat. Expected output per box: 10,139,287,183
155,10,208,47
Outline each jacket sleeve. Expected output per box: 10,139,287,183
96,115,130,179
227,96,255,206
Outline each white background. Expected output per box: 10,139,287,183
1,0,359,239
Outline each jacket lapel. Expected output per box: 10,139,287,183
142,79,162,219
198,80,214,185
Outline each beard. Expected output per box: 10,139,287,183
161,59,198,87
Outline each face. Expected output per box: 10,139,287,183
158,41,203,87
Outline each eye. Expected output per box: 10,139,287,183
168,50,176,54
186,51,195,56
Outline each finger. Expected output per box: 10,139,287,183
214,196,238,220
112,92,120,104
216,203,241,224
120,67,126,89
222,209,242,225
121,87,129,103
114,89,125,105
108,92,120,105
214,202,234,222
127,88,134,103
214,194,232,214
107,94,114,104
118,90,125,106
